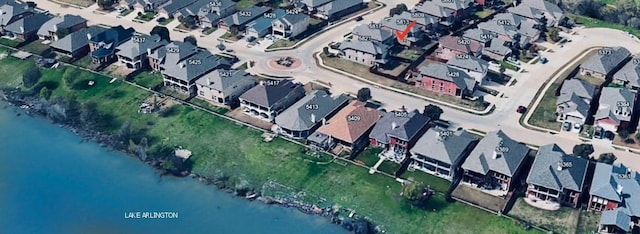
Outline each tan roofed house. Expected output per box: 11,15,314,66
315,101,381,152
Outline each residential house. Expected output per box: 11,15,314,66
463,28,512,60
37,15,87,41
89,26,135,64
272,12,310,39
446,56,488,85
436,35,483,61
412,0,474,28
195,69,256,106
274,90,349,139
338,40,389,67
50,26,107,58
351,23,394,45
477,13,541,49
197,0,236,28
397,11,439,38
115,33,168,70
589,163,640,233
594,87,636,132
238,79,306,122
414,63,477,98
218,6,269,32
132,0,171,12
579,46,631,79
158,0,197,19
149,41,199,72
369,109,430,163
613,55,640,90
162,50,230,96
409,127,478,181
525,144,589,208
461,130,529,196
4,13,51,41
0,1,32,29
297,0,364,20
245,9,284,39
313,101,382,152
380,13,424,46
556,79,597,126
508,0,565,27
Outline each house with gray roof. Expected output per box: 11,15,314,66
123,0,171,13
275,90,349,139
410,127,478,180
4,13,50,41
352,23,393,45
37,15,87,41
239,79,306,122
613,55,640,90
508,0,565,27
116,33,168,70
414,63,477,98
589,163,640,233
461,130,529,196
195,69,256,107
50,26,106,58
477,13,541,48
594,87,636,132
412,0,474,27
580,46,631,79
396,11,439,38
380,13,425,47
89,26,135,65
446,56,488,85
484,38,512,61
298,0,364,20
245,9,284,39
218,6,269,32
149,41,199,72
272,11,309,39
556,79,596,126
369,109,430,163
338,40,389,67
197,0,237,29
526,144,589,207
162,50,230,96
157,0,197,19
0,1,32,28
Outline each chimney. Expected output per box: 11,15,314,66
179,62,185,68
52,24,57,32
87,33,92,41
391,121,397,130
556,162,563,171
19,26,23,33
617,184,624,195
322,118,326,125
207,77,211,85
492,151,500,159
259,80,264,86
147,48,152,56
311,113,316,123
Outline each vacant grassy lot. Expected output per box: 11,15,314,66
570,13,640,38
508,198,580,234
0,38,20,47
21,40,51,55
320,54,489,111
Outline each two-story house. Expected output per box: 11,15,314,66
218,6,269,32
461,130,529,197
50,26,106,58
195,69,256,107
590,163,640,233
89,26,136,65
272,12,309,39
446,56,488,85
397,11,440,39
312,101,382,153
414,63,477,98
115,33,168,70
380,13,424,47
410,127,478,181
274,90,349,139
508,0,565,27
477,13,541,49
369,109,430,163
351,23,394,45
157,0,197,19
526,144,589,208
580,46,631,80
412,0,474,28
238,79,306,122
296,0,364,20
149,41,199,72
162,50,230,96
245,9,284,39
556,79,597,127
0,1,33,29
197,0,237,29
37,15,86,41
338,40,390,67
4,13,50,41
613,55,640,90
436,35,483,61
594,87,636,132
463,28,512,61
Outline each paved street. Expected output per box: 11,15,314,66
32,0,640,170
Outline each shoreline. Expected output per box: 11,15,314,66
0,88,379,234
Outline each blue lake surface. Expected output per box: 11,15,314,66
0,102,346,234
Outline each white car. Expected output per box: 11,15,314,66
507,57,521,65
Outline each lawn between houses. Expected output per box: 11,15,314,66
0,56,539,234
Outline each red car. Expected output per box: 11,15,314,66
517,106,527,114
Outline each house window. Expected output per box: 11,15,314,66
199,91,204,96
440,82,444,91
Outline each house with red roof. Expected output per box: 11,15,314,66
435,35,483,61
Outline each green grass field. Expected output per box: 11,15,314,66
0,56,540,234
569,13,640,38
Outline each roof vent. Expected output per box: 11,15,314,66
311,113,316,123
492,151,501,159
556,161,563,171
391,121,397,130
617,184,624,195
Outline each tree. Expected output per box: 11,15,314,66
56,28,70,39
64,93,81,121
620,129,630,139
96,0,114,10
62,68,80,88
22,67,41,88
402,182,434,206
628,17,640,28
150,26,170,42
572,143,595,158
547,27,560,42
184,35,198,46
80,101,100,128
635,132,640,141
423,104,443,121
119,120,132,142
229,25,239,36
389,3,408,17
39,87,51,100
356,88,371,102
597,153,617,164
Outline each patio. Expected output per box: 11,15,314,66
524,195,561,211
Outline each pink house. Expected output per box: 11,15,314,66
414,63,476,98
435,35,483,61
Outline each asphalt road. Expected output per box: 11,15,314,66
33,0,640,170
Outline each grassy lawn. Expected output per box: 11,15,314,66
576,210,601,234
309,18,324,26
120,9,134,17
130,71,163,89
508,198,580,234
528,81,561,131
189,98,228,115
394,48,424,61
499,61,520,71
569,13,640,38
475,9,495,19
320,53,489,111
377,160,401,175
135,12,157,22
21,40,51,55
236,0,256,10
55,0,94,7
0,38,21,47
355,147,382,167
267,39,299,49
0,56,540,234
71,55,94,69
379,62,409,77
400,170,451,194
159,17,174,26
220,32,240,42
202,27,217,35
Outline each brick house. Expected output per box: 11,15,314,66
414,63,477,98
369,109,431,163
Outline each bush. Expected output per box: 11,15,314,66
22,67,41,88
357,88,371,102
39,86,51,100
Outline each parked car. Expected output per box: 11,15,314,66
539,57,548,64
156,17,166,23
355,16,363,22
516,105,527,114
507,56,521,65
563,122,571,131
488,61,499,67
594,126,604,139
573,123,582,132
247,36,256,42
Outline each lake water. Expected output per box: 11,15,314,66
0,102,346,234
